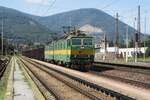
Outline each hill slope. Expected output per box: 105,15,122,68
0,6,52,43
34,8,136,43
0,7,146,45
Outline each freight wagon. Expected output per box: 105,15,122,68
22,47,44,61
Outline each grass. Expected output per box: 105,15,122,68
137,56,150,62
0,81,6,100
0,73,9,100
127,56,150,62
0,59,11,100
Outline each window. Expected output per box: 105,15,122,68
72,38,81,45
83,38,92,45
67,40,70,46
58,43,60,49
61,42,64,49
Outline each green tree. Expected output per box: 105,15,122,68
145,39,150,57
129,39,134,48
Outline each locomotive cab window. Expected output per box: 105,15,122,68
83,38,92,45
72,38,81,45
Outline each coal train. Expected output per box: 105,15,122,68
22,48,44,61
22,32,95,71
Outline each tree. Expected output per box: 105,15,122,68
145,39,150,57
146,46,150,57
129,39,134,48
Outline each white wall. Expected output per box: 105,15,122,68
95,47,147,58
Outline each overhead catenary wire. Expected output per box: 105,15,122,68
34,0,46,16
42,0,56,16
100,0,149,27
28,0,57,16
101,0,120,10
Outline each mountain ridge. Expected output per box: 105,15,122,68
33,8,138,43
0,6,147,45
0,6,52,44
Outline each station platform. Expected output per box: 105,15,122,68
5,57,45,100
13,58,36,100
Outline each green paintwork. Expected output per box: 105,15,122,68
44,33,94,66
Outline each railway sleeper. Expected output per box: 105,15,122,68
24,57,135,100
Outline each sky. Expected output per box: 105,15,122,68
0,0,150,34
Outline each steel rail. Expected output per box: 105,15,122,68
19,58,63,100
22,57,100,100
24,57,135,100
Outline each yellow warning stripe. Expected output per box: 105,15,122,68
45,50,94,55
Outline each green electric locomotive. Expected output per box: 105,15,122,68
45,31,94,71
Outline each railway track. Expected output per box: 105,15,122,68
19,57,103,100
94,62,150,75
0,57,10,79
22,57,135,100
89,71,150,89
16,57,55,100
93,62,150,90
0,64,6,79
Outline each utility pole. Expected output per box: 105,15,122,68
144,15,146,62
133,17,137,63
135,29,138,62
115,13,119,60
126,25,129,62
137,5,141,48
135,5,141,62
1,19,4,56
103,31,107,60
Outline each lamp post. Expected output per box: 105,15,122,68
144,14,147,62
126,25,129,62
1,19,4,56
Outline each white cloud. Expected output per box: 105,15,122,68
26,0,49,5
80,24,103,33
